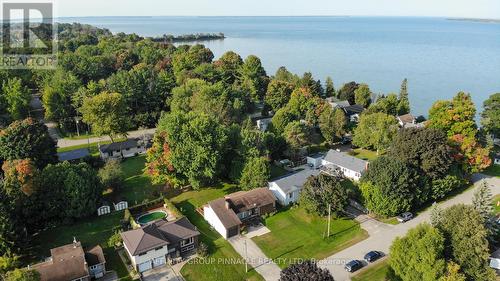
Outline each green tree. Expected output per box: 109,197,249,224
41,69,82,125
481,93,500,137
299,173,349,217
283,121,311,152
264,80,294,112
430,175,464,200
389,128,453,179
80,92,131,142
439,262,466,281
0,118,57,169
1,78,31,120
354,83,371,107
239,157,270,190
318,107,347,144
325,77,335,97
270,107,296,134
239,55,268,101
398,78,410,115
367,93,400,116
0,254,19,276
4,269,40,281
433,204,495,281
390,223,446,281
337,81,359,104
360,156,426,216
280,260,334,281
98,160,124,190
216,51,243,85
353,112,398,152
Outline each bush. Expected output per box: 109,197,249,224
107,230,123,248
163,198,184,218
197,242,209,258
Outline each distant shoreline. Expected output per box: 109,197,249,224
447,17,500,24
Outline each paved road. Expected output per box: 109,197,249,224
228,235,281,281
56,128,157,148
319,174,500,281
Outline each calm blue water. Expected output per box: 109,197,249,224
58,16,500,116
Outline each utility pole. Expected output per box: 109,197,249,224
244,239,248,273
327,203,331,238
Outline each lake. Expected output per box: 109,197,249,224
58,16,500,116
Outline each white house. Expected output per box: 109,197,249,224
256,118,272,132
99,138,148,161
203,188,276,239
322,150,369,181
121,217,199,273
97,204,111,216
268,169,320,206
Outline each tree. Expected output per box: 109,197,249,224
439,262,466,281
239,157,270,190
80,92,131,142
337,81,359,104
481,93,500,137
0,118,57,169
299,173,349,217
147,112,229,189
353,112,398,152
0,254,19,276
1,78,31,120
428,92,491,173
433,204,496,281
283,121,311,152
360,156,427,217
398,78,410,115
367,93,400,116
216,51,243,85
98,160,124,190
390,223,446,281
264,80,294,112
354,84,371,107
239,55,268,101
280,260,334,281
325,77,335,97
430,175,464,200
318,107,347,144
473,181,493,221
4,269,40,281
389,128,453,179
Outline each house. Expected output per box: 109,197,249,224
57,148,90,162
326,98,350,110
268,168,321,206
203,188,276,239
256,117,272,131
121,217,200,273
98,138,148,160
397,113,416,127
31,239,106,281
322,150,368,181
343,104,365,122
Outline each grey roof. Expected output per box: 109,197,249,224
57,148,90,162
226,188,276,213
270,168,320,194
343,104,365,115
397,113,416,124
121,217,199,256
323,150,368,173
207,198,241,229
99,139,140,154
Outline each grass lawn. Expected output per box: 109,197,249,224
168,185,264,281
380,217,399,225
119,156,164,205
56,137,127,155
270,164,289,179
349,148,379,161
31,212,134,281
484,164,500,178
252,206,369,268
493,194,500,215
351,259,390,281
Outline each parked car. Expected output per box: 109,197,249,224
364,251,383,263
396,212,413,223
340,136,352,145
344,260,363,272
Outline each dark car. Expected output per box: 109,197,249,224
344,260,363,272
396,212,413,223
364,251,383,263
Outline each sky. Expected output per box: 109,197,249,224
54,0,500,19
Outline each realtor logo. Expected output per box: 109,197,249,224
1,0,57,69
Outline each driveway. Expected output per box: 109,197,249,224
141,264,183,281
319,175,500,281
228,235,281,281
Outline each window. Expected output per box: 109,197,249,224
181,237,194,247
154,246,163,251
138,251,147,256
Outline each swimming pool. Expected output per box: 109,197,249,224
137,211,167,225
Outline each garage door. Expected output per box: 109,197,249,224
138,261,152,273
227,226,239,238
153,256,166,267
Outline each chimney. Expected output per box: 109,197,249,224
73,237,77,248
225,200,230,210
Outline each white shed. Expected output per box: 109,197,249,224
97,205,111,216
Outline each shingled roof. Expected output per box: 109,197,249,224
226,188,276,213
207,198,241,229
323,150,368,173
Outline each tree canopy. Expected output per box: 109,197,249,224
299,173,349,217
280,260,334,281
353,112,398,152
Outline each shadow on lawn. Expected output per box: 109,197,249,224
272,245,304,260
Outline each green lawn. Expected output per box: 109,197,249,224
484,164,500,178
169,186,264,281
352,259,390,281
493,194,500,215
380,217,399,225
252,206,369,268
56,137,127,155
119,156,164,205
31,212,134,281
349,148,379,161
